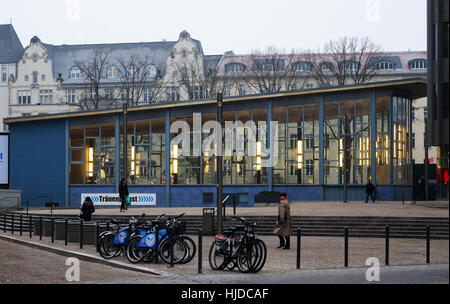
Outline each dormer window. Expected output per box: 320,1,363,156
145,65,157,78
107,66,118,78
225,63,246,73
293,62,312,72
409,59,427,69
377,61,394,70
320,62,333,72
341,61,360,71
69,67,81,79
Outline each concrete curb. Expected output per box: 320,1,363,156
0,234,171,277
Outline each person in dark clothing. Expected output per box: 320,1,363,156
80,197,95,221
119,179,129,212
365,181,376,203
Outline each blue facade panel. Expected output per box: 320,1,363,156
10,120,66,206
273,186,322,201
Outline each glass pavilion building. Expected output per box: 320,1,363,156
6,78,426,207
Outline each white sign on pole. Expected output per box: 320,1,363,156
81,193,156,206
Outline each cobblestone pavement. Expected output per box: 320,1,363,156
1,231,448,283
20,201,449,218
0,239,150,284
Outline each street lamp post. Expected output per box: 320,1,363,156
216,93,223,234
123,103,128,182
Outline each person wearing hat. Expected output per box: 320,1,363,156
80,197,95,221
273,193,292,249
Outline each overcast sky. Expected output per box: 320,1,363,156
3,0,427,55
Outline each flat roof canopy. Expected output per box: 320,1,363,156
4,78,427,125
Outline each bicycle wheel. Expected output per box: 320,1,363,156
99,233,120,259
178,235,196,264
236,239,260,273
158,238,188,264
208,242,227,270
126,236,143,263
251,239,267,273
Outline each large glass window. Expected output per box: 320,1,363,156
69,124,115,184
393,97,412,185
375,97,391,185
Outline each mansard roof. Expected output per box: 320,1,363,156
0,24,24,64
40,38,205,83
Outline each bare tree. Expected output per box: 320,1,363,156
73,48,111,110
241,46,310,94
305,37,384,88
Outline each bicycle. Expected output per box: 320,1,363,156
209,216,267,273
98,214,147,260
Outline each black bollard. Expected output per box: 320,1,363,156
3,213,6,233
155,227,159,264
96,222,100,252
51,218,54,243
169,237,175,268
385,225,390,266
198,229,203,274
11,213,14,234
297,228,302,269
29,216,33,238
20,214,23,236
64,218,68,246
80,220,84,249
344,226,349,267
39,217,43,240
426,225,431,264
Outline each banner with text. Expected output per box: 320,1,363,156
81,193,156,206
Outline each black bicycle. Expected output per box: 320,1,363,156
209,216,267,273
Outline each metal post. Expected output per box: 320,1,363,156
29,216,32,238
169,237,174,268
385,225,390,266
343,115,348,203
39,217,42,240
51,218,54,243
344,226,349,267
80,220,84,249
20,214,23,236
11,213,14,234
198,229,203,274
216,93,223,234
3,213,6,233
123,103,128,182
426,225,431,264
297,228,301,269
65,218,68,246
96,222,100,252
155,226,159,264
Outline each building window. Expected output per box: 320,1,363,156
1,67,6,82
424,108,428,120
39,90,53,104
224,85,231,97
377,61,394,70
225,63,245,73
90,90,97,100
104,88,113,100
293,62,312,72
262,64,274,72
411,108,415,121
107,66,118,78
32,72,38,84
305,160,314,176
17,91,31,104
143,88,152,102
41,74,46,81
320,62,332,71
409,59,427,70
67,89,76,104
24,75,29,81
411,133,415,149
342,61,359,71
166,87,180,102
69,67,81,79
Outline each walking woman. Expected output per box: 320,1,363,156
273,192,292,249
119,178,129,212
80,197,95,221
